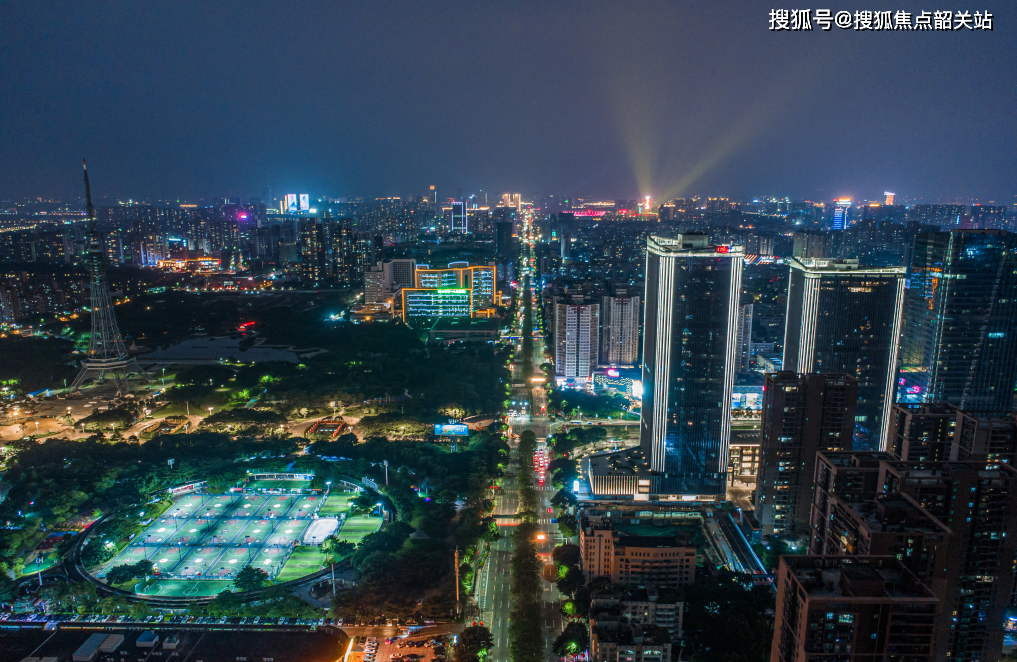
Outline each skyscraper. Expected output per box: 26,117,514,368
831,198,851,230
897,229,1017,411
639,234,743,498
755,372,857,537
600,288,640,367
783,257,906,452
451,200,467,233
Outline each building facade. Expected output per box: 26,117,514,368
755,372,857,537
783,257,906,452
897,230,1017,411
600,290,641,366
771,556,939,662
639,234,744,498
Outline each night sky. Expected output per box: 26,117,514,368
2,1,1014,203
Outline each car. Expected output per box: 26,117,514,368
385,639,393,645
277,617,286,625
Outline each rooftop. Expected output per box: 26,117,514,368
845,494,950,536
785,556,937,601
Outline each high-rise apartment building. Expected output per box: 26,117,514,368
771,556,939,662
783,257,906,452
897,230,1017,411
554,293,600,386
298,218,327,286
809,451,896,554
881,461,1017,660
889,403,1017,466
600,288,640,367
639,234,743,498
755,372,857,537
888,404,956,462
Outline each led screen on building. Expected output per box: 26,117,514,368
286,194,297,213
434,423,470,436
299,194,310,211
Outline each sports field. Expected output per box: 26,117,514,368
319,493,355,516
99,490,381,596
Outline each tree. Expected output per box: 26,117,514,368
556,565,585,597
354,491,379,513
454,625,495,662
321,535,356,563
550,488,577,510
552,622,590,658
233,565,269,592
556,514,578,538
551,543,582,569
106,559,154,585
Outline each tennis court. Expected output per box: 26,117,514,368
100,491,331,595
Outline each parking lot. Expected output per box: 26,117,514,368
352,633,449,662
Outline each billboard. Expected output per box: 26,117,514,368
434,423,470,436
299,194,310,211
286,194,298,213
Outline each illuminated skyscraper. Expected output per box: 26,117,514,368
451,200,467,233
639,234,743,498
897,229,1017,411
783,258,906,451
831,198,851,230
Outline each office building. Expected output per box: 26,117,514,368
579,513,697,587
413,263,496,314
831,198,851,230
770,556,939,662
897,230,1017,411
400,288,472,321
736,303,753,372
755,372,857,537
600,289,640,367
783,257,906,452
450,200,467,233
638,234,743,498
554,293,600,386
495,219,514,258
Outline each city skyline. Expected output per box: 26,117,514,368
2,2,1015,202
